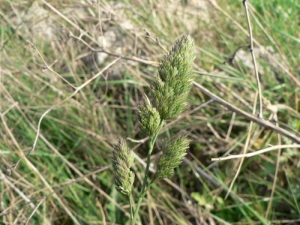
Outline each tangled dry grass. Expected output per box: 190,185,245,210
0,1,299,224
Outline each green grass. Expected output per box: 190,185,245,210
0,0,299,224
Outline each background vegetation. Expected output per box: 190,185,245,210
0,0,299,224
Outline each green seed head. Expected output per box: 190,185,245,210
158,35,195,83
153,35,195,120
138,94,162,137
112,138,135,195
154,136,190,179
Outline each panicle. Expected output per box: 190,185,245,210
112,138,135,195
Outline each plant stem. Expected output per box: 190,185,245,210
129,194,134,221
131,122,162,225
243,0,263,118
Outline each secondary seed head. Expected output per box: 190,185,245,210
112,138,135,195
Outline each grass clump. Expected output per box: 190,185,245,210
1,1,299,224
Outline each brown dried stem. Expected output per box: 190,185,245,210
243,0,263,118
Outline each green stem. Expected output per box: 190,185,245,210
129,194,134,221
131,122,163,225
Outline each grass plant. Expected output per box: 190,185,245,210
0,0,299,224
112,35,195,224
